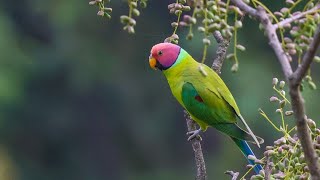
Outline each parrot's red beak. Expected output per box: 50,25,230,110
149,55,157,70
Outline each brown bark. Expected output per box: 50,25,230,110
231,0,320,179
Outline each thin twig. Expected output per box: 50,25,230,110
212,31,231,74
274,4,320,29
184,111,207,180
255,6,293,79
231,0,320,179
231,0,257,16
225,170,239,180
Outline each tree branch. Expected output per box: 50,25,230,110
184,111,207,180
230,0,257,17
288,24,320,179
231,0,320,179
288,80,320,179
274,4,320,30
212,31,231,74
185,30,230,180
255,6,294,79
225,170,239,180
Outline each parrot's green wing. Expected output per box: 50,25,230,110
203,65,263,146
181,82,254,142
202,65,241,115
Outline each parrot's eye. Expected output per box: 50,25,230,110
158,51,163,56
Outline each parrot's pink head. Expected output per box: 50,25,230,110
149,43,181,71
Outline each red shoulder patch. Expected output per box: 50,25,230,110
194,95,204,102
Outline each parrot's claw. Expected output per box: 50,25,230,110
186,129,202,141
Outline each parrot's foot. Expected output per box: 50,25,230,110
186,129,202,141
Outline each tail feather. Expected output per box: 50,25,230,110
231,137,263,174
238,115,262,148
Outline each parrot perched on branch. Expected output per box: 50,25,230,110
148,42,264,174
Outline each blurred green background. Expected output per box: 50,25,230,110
0,1,319,180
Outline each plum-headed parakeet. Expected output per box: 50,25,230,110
148,43,264,174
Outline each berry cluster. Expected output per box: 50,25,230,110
271,1,320,89
120,0,147,34
170,0,246,71
244,78,320,179
89,0,112,19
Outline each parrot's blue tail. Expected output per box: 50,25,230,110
231,137,263,174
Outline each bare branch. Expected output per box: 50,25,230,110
212,31,230,74
225,170,239,180
184,29,230,180
230,0,258,17
289,84,320,178
231,0,320,179
184,111,207,180
255,7,294,78
288,24,320,178
292,24,320,84
275,4,320,29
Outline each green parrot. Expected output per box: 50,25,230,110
149,42,264,174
